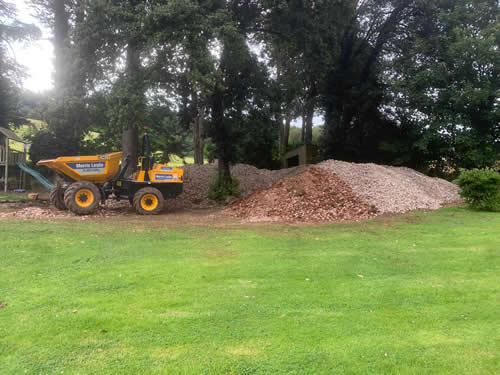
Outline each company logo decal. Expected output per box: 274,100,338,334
67,162,106,175
155,174,173,181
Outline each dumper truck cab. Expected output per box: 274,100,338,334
37,129,183,215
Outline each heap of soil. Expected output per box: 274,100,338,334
223,167,378,222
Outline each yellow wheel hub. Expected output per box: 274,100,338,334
75,189,95,208
141,194,159,211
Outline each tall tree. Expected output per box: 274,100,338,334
265,41,301,156
320,0,424,162
29,0,89,157
209,4,274,185
390,0,499,171
262,0,349,145
150,0,218,166
0,1,39,129
70,0,152,174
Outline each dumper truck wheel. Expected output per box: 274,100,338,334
50,185,67,210
64,182,101,215
133,187,164,215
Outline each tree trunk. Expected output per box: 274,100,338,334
284,112,291,149
279,116,285,155
218,158,231,186
301,115,306,144
50,0,88,155
211,83,232,185
121,38,143,176
304,99,314,145
193,103,205,165
121,126,138,177
53,0,70,91
279,110,292,155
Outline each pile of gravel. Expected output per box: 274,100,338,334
318,160,460,214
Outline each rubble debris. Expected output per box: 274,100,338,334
223,167,378,222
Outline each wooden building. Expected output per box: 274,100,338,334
0,127,29,192
282,144,319,169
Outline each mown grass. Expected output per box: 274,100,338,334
167,155,196,167
0,194,28,202
0,207,498,374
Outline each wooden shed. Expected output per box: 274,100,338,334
282,144,319,169
0,127,29,192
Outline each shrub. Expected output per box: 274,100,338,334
455,168,500,211
208,174,242,202
493,160,500,172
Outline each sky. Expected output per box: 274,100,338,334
12,0,53,92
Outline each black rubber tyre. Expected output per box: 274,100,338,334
133,187,164,215
50,185,67,210
64,181,101,215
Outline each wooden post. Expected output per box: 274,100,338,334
4,136,8,192
22,144,27,189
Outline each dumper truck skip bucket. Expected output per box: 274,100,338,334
37,152,123,184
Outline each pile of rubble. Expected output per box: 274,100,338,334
223,167,378,222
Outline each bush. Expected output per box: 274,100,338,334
208,175,242,202
455,169,500,211
493,160,500,172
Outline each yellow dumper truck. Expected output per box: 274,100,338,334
37,130,183,215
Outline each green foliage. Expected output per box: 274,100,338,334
321,0,410,162
232,112,280,170
204,138,217,163
389,0,499,172
455,169,500,211
208,174,241,202
28,129,62,163
147,105,192,163
0,2,40,129
494,160,500,172
19,91,49,123
289,125,323,148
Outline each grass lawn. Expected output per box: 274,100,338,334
0,194,28,202
167,155,196,167
0,207,498,374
